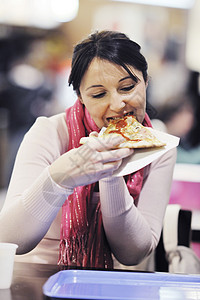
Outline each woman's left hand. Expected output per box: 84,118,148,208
49,133,133,189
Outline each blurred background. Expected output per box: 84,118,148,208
0,0,200,256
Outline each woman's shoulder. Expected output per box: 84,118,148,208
33,112,67,131
25,112,69,154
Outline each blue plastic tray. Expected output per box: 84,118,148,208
43,269,200,299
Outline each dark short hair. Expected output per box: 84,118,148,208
68,30,148,95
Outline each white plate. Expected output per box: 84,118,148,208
104,128,180,177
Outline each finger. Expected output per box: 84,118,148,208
103,159,123,171
85,156,122,175
90,148,133,164
96,160,123,180
85,160,121,182
80,133,126,150
104,148,134,162
89,131,99,137
79,135,101,145
88,135,126,151
80,130,115,145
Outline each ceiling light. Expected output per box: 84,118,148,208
110,0,195,9
0,0,79,29
50,0,79,23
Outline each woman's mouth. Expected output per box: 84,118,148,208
106,111,134,122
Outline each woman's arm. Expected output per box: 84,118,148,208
99,147,177,265
0,114,133,255
0,114,72,254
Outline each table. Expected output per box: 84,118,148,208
0,262,60,300
1,262,200,300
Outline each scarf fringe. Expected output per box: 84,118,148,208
58,233,88,267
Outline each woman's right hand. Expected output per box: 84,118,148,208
49,135,133,189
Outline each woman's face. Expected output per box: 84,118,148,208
79,58,147,129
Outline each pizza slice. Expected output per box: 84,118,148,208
80,115,166,149
100,115,166,148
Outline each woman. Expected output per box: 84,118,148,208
0,31,176,269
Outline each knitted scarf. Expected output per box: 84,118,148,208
58,99,152,269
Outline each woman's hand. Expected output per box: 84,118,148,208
49,134,133,189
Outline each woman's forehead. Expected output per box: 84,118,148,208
85,58,143,81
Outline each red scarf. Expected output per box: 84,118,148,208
58,99,152,268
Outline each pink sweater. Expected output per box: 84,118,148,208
0,112,176,266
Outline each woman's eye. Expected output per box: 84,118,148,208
121,84,135,92
92,92,106,99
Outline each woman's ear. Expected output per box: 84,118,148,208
145,76,150,88
78,94,83,104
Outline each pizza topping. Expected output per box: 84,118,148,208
109,117,142,141
116,119,127,129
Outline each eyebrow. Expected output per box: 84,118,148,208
119,75,139,83
86,85,103,91
86,75,140,91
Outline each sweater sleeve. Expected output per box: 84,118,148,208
0,115,73,254
99,147,177,265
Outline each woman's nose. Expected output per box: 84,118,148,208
109,96,126,111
